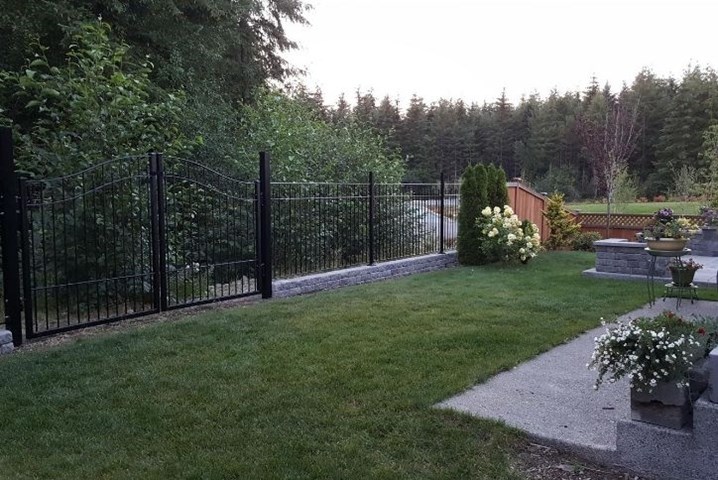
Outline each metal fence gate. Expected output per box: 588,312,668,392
1,129,272,344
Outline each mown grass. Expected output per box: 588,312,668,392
0,252,653,479
566,201,702,215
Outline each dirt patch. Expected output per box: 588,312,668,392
512,442,653,480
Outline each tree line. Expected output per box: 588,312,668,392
2,1,718,203
296,67,718,200
0,0,403,184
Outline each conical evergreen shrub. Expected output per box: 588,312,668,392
457,165,484,265
495,166,510,207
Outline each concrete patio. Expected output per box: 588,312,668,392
438,300,718,479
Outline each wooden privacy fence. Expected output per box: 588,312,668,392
574,213,702,240
507,182,549,241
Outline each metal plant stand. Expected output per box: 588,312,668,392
645,248,692,308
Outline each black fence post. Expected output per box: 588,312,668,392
18,179,33,338
368,172,375,265
156,153,168,310
0,127,22,346
149,153,163,311
440,172,445,254
258,152,272,299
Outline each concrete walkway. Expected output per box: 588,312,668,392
437,300,718,463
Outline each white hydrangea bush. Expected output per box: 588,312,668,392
475,205,541,263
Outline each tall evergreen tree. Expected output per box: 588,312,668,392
656,66,718,193
495,167,510,207
397,95,429,181
353,90,377,126
625,69,674,196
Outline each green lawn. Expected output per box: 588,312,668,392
0,253,653,479
567,201,702,215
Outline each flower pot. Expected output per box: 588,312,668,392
630,382,691,429
645,238,688,251
669,266,697,287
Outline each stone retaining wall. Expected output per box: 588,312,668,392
594,239,670,278
0,330,14,355
274,252,458,298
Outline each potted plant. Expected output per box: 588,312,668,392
642,208,695,251
589,311,713,429
666,258,703,287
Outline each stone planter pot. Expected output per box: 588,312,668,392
701,226,717,240
631,382,691,429
645,238,688,251
630,360,710,429
669,266,698,287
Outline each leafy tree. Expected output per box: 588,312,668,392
1,0,309,100
612,166,639,212
0,20,193,176
576,92,641,234
236,88,404,183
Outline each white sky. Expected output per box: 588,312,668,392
284,0,718,108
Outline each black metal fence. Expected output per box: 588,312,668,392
269,179,459,278
1,127,459,345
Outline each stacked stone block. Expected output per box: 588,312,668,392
0,330,14,355
274,253,458,298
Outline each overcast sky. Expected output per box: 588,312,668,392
284,0,718,108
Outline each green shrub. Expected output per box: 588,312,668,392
572,232,602,251
486,164,509,207
474,164,488,209
457,165,483,265
494,166,510,207
543,193,582,250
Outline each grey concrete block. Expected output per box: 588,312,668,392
0,329,12,345
615,419,700,480
630,383,691,429
709,347,718,404
694,392,718,443
0,343,14,355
